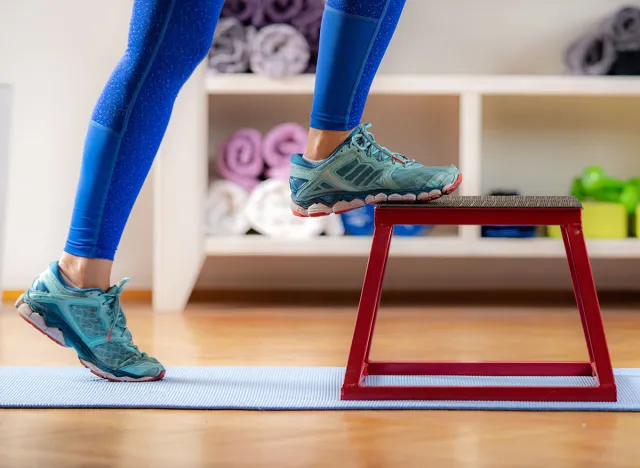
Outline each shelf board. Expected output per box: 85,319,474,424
205,236,640,259
205,73,640,96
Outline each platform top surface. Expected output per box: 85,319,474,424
378,196,582,209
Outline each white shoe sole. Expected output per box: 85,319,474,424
291,174,462,218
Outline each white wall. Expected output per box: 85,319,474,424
0,1,153,289
1,0,637,290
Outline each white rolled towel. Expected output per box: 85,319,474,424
245,179,325,238
324,213,345,237
205,180,251,236
248,24,310,78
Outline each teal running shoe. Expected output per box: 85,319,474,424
290,123,462,217
16,262,165,382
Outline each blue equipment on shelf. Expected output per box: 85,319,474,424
340,204,432,237
481,190,537,238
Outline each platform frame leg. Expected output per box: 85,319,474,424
343,222,393,391
561,223,616,389
341,210,617,402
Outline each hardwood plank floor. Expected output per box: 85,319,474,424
1,302,639,468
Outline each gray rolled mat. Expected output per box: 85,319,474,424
208,18,251,74
601,5,640,51
221,0,266,28
248,24,310,77
263,0,306,24
565,32,617,75
1,367,640,411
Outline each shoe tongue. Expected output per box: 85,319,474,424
106,278,130,294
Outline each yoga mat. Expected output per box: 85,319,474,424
263,0,306,24
208,18,251,74
248,24,310,77
2,366,640,411
205,180,251,236
221,0,266,28
245,179,325,237
262,123,307,176
601,5,640,51
216,129,264,192
565,33,617,75
291,0,324,71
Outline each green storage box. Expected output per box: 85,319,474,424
548,201,627,239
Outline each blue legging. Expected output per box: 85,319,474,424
64,0,406,260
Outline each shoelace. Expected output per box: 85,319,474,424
351,123,415,166
103,279,147,356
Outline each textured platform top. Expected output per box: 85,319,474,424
379,196,582,209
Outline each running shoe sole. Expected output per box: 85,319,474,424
291,173,463,218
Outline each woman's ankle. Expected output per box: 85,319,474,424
58,253,113,291
304,127,354,161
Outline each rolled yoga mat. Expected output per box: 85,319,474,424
248,24,311,77
263,0,306,24
208,18,251,74
601,5,640,52
565,32,617,75
291,0,324,72
221,0,266,27
205,180,251,236
245,179,325,238
216,129,264,192
263,123,308,179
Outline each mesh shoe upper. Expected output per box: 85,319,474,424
23,262,163,379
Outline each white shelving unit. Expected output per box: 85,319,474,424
152,70,640,312
206,74,640,96
204,236,640,260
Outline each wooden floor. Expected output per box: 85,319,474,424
2,301,640,467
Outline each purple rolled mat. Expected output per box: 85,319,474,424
216,129,264,191
291,0,324,70
262,123,308,177
208,18,251,74
221,0,266,27
264,0,306,23
265,164,291,181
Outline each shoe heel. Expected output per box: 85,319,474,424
16,302,70,348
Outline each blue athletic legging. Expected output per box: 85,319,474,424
64,0,406,260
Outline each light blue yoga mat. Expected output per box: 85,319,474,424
1,367,640,411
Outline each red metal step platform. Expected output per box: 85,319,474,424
341,196,617,402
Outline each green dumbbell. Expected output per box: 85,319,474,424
620,184,640,215
577,167,639,214
580,166,627,195
586,183,638,214
630,177,640,191
571,178,586,200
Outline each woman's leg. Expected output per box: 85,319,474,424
18,0,223,382
62,0,223,290
291,0,461,217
